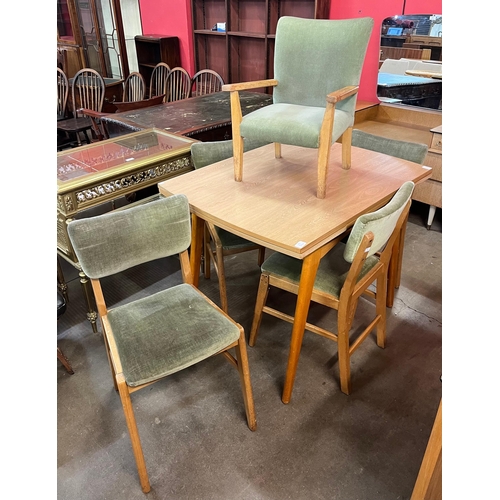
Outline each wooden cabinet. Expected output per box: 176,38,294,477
412,125,442,228
135,35,181,84
191,0,330,86
353,104,442,230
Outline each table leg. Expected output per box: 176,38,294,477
190,213,204,288
282,250,322,404
79,270,99,333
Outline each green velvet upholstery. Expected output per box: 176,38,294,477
190,138,270,169
67,194,241,387
68,195,192,279
107,284,240,386
191,140,268,250
261,181,415,298
352,130,428,164
239,16,374,147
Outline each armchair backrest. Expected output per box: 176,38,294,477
344,181,415,261
273,16,374,114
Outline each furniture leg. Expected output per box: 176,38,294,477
117,374,151,493
249,274,270,346
57,347,74,374
57,256,69,302
427,205,437,230
190,213,204,288
341,127,353,170
282,250,322,404
79,270,99,333
234,331,257,431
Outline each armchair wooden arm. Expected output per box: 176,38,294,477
80,108,110,141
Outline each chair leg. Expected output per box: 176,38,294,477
234,331,257,431
375,271,388,349
257,246,266,266
116,374,151,493
316,142,331,199
57,347,74,374
274,143,281,158
249,274,270,346
203,224,211,279
341,127,353,170
337,303,352,395
214,245,229,313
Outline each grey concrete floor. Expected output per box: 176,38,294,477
57,201,442,500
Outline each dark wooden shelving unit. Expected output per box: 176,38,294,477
135,35,181,84
191,0,330,86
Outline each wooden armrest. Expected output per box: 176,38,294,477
222,79,278,92
326,86,359,104
79,108,109,119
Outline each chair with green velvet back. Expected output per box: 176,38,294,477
223,16,374,199
249,181,415,395
191,139,269,313
351,129,428,307
67,194,256,493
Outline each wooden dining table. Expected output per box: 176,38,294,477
158,143,432,404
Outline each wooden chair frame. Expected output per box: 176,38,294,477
149,62,170,101
249,199,412,395
123,71,146,102
166,67,191,102
203,221,265,313
191,69,224,97
57,67,69,120
223,81,358,199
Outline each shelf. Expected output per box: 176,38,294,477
191,0,330,86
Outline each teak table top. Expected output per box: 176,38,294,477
158,142,432,259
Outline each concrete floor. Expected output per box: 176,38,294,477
57,200,442,500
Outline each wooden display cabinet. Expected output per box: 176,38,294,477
191,0,330,86
135,35,182,84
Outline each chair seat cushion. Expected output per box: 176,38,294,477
262,244,379,298
107,283,240,386
216,227,258,250
57,116,93,133
240,103,352,148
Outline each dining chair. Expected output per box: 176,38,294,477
149,62,170,101
249,181,415,395
351,129,428,307
67,194,256,493
57,68,106,147
191,69,224,97
165,67,191,102
57,67,69,121
190,138,270,313
123,71,146,102
222,16,373,199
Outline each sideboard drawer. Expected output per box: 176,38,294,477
425,151,442,182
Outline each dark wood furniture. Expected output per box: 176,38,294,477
191,0,330,86
135,35,181,84
101,91,272,142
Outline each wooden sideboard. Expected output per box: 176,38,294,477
353,103,442,229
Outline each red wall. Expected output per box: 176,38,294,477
139,0,441,103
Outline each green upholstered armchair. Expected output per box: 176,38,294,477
67,195,256,493
222,16,374,199
190,139,269,313
249,181,415,396
351,129,428,307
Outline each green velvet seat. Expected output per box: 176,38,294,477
190,139,270,313
351,129,428,306
249,181,415,396
223,16,374,199
67,194,256,493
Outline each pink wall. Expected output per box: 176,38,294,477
138,0,195,75
139,0,441,103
